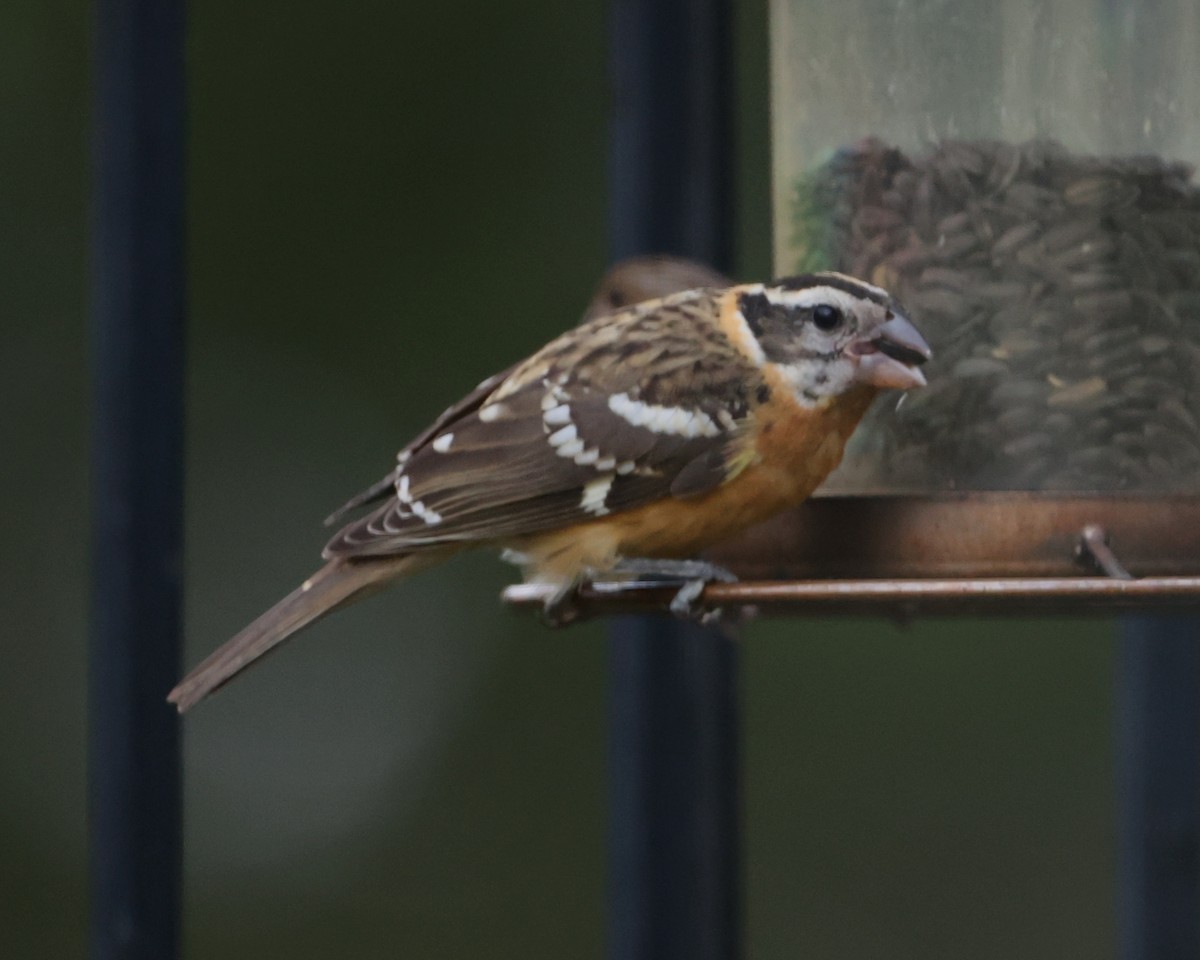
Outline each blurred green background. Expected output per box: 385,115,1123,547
2,0,1116,957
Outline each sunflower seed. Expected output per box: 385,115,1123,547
790,136,1200,493
954,357,1009,378
1065,177,1140,209
992,222,1042,259
1048,376,1108,407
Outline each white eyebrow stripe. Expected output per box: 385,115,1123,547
826,271,888,300
765,285,872,314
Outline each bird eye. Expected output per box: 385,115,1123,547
812,304,843,331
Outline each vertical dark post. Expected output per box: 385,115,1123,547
1116,617,1200,960
608,0,732,267
89,0,186,957
606,2,738,959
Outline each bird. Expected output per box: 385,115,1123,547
582,254,732,321
168,268,930,712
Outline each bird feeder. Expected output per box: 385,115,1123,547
509,0,1200,619
688,0,1200,613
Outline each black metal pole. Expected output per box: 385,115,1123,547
1117,617,1200,960
608,0,732,267
89,0,187,957
607,616,740,960
606,1,738,959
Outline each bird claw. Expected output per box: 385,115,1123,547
538,559,741,626
611,558,739,624
667,578,720,622
540,582,583,627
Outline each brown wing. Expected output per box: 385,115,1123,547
322,365,518,527
323,291,765,558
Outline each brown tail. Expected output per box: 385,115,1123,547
168,555,422,713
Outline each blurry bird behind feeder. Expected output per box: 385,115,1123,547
584,255,732,320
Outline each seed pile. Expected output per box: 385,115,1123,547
790,137,1200,492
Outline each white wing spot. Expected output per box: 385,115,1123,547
573,446,599,466
397,474,412,502
397,449,412,464
580,475,614,516
410,499,442,525
616,460,636,475
543,403,572,426
500,548,531,567
432,433,454,453
595,456,616,471
556,437,585,458
479,403,508,422
548,424,578,448
608,393,720,438
540,381,570,411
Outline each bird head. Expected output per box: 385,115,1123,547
738,272,931,403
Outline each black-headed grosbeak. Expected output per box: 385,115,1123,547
169,268,930,711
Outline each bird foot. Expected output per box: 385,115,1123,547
606,558,739,624
540,581,584,627
538,559,741,626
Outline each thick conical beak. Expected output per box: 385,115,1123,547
851,312,932,390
